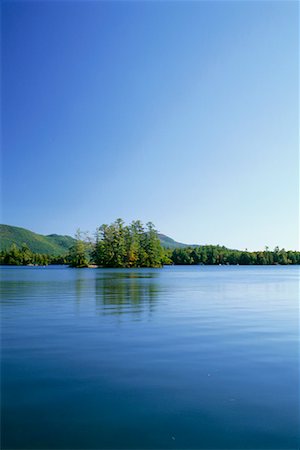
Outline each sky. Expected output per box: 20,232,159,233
1,0,299,250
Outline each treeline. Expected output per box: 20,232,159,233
0,243,67,266
67,220,300,267
1,219,300,267
68,219,167,268
169,245,300,265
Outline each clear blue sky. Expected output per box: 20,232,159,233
2,1,299,250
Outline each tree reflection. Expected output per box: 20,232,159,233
94,270,160,317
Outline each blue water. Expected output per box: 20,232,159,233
1,266,299,449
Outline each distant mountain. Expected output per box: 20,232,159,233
0,224,194,255
0,225,75,255
158,233,190,249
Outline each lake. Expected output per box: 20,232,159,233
1,265,299,449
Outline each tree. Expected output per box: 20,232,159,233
20,243,32,265
93,219,164,268
68,229,89,268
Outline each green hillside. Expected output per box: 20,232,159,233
158,233,193,249
0,224,194,255
0,225,75,255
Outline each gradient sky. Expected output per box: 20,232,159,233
2,0,299,250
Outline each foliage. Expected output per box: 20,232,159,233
1,221,299,267
0,224,75,255
67,229,91,268
0,243,68,266
169,245,300,265
93,219,165,268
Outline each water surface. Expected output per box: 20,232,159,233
1,266,299,449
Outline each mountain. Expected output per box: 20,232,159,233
0,225,193,255
0,225,76,255
158,233,190,249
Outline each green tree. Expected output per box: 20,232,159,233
68,229,89,268
20,243,33,265
93,219,164,268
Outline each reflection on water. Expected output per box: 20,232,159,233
71,270,160,317
95,271,159,316
1,266,299,450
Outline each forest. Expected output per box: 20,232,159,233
1,219,300,267
0,243,67,266
169,245,300,266
69,219,167,268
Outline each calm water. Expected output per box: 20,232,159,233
1,266,299,449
